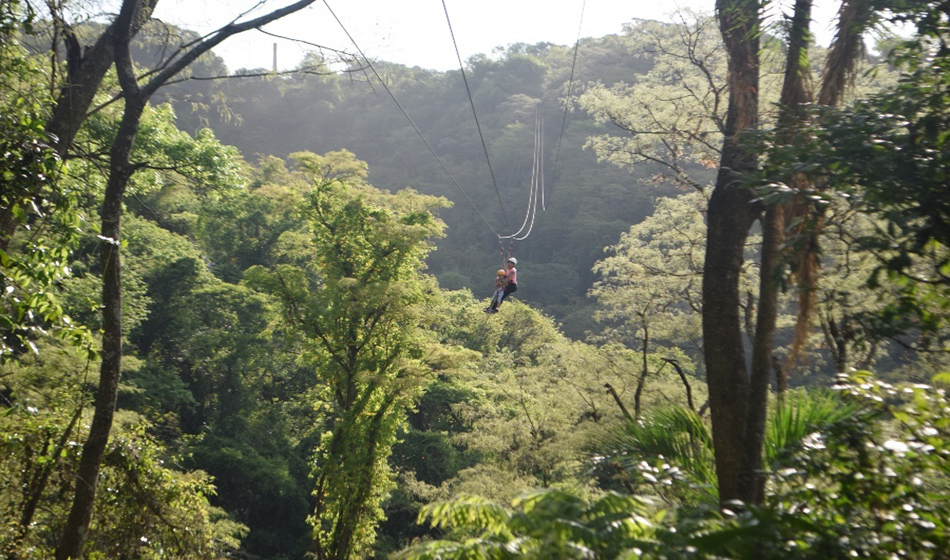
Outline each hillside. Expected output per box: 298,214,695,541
157,33,687,337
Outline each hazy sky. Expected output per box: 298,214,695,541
154,0,845,72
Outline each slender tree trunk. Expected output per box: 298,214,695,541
704,0,761,505
739,205,784,503
633,322,649,419
738,0,814,505
774,354,788,400
662,358,695,411
827,317,851,372
54,1,148,555
604,383,634,422
55,96,143,560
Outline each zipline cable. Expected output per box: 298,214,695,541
552,0,587,191
441,0,512,234
519,107,543,240
442,0,586,243
325,0,588,246
322,0,502,237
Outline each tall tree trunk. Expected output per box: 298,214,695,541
706,0,881,507
54,96,144,560
55,5,145,555
738,0,814,505
704,0,762,505
738,205,784,503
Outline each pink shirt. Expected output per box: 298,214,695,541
505,267,517,284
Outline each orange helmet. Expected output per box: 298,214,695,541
497,269,506,276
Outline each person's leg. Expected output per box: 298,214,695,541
486,288,501,312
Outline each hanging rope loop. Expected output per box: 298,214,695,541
498,105,545,241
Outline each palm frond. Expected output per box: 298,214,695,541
402,490,660,560
420,494,513,536
600,406,717,492
819,0,878,106
765,389,860,466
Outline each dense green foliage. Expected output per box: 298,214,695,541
244,150,450,559
0,6,85,362
1,2,950,559
400,374,950,560
0,341,246,559
403,490,661,560
168,36,674,336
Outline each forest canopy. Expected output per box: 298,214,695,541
1,1,949,559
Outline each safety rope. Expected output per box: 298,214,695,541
499,106,544,241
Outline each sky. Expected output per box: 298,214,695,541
153,0,845,73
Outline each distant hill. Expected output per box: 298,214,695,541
159,32,685,336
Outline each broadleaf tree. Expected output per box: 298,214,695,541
0,3,88,363
245,150,450,560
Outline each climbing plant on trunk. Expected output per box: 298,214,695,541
244,150,449,560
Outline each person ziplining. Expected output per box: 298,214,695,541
486,268,507,311
460,0,585,316
485,257,518,313
480,103,545,314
